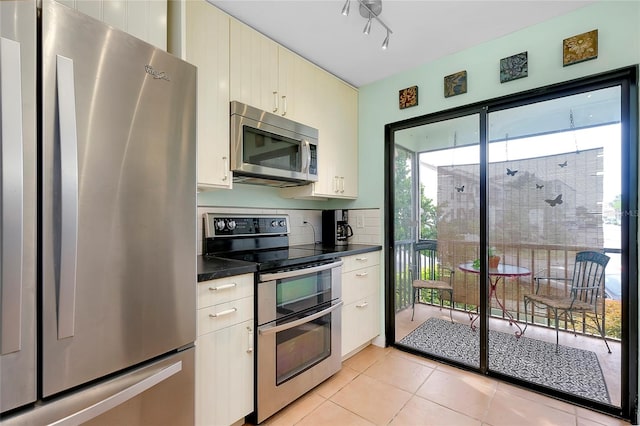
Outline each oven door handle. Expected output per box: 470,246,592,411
259,260,343,282
258,300,343,336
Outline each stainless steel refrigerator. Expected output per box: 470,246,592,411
1,1,197,423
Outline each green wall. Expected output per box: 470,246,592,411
356,0,639,210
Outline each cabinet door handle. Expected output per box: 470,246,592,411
209,308,237,318
246,326,253,353
334,176,340,193
222,156,228,181
272,91,278,113
356,302,369,308
281,95,287,116
208,283,236,291
356,272,368,277
355,257,368,262
340,176,345,193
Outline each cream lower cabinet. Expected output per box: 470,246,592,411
341,253,380,357
196,274,254,426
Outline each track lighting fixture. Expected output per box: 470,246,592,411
341,0,350,16
340,0,392,50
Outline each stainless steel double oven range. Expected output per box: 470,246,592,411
204,214,343,423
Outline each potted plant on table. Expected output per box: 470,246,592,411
488,247,500,269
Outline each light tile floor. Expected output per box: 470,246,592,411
253,345,631,426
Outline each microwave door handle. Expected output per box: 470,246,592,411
56,55,79,339
258,301,343,336
259,260,343,282
303,140,311,174
1,37,25,354
301,140,307,173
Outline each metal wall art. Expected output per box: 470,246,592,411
399,85,418,109
444,70,467,98
563,29,598,66
500,51,528,83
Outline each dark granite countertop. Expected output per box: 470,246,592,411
197,244,381,282
294,243,382,256
197,256,257,282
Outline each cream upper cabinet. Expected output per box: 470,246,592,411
230,19,327,127
321,76,358,198
280,73,358,199
55,0,167,50
180,0,232,191
230,19,280,115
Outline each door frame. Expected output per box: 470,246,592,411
384,66,638,422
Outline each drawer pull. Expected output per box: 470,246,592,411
355,257,368,262
355,272,368,277
247,326,254,353
209,283,236,291
209,308,237,318
356,302,369,308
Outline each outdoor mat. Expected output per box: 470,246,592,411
398,317,610,403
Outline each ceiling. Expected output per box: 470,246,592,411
208,0,595,88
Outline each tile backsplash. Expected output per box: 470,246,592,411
197,207,381,255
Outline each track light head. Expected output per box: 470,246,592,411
381,30,389,50
341,0,350,16
363,16,372,35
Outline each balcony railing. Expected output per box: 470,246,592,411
395,239,621,340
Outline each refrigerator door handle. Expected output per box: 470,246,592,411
50,361,183,426
0,37,25,355
56,54,79,339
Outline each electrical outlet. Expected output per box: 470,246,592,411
356,214,365,228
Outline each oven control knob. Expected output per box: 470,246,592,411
215,219,226,231
271,220,278,228
278,220,286,227
227,220,236,230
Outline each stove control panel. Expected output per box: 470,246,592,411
205,213,290,238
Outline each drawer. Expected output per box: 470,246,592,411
197,296,254,336
342,252,380,273
341,295,379,356
197,273,254,309
342,265,379,305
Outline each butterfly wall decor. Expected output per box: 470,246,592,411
545,194,563,206
559,161,568,168
455,185,465,193
506,168,518,176
536,184,544,189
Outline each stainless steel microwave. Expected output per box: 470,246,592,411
230,101,318,187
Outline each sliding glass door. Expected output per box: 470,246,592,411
486,86,622,407
394,113,481,368
387,69,636,419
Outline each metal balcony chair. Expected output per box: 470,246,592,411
411,266,454,322
521,251,611,353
